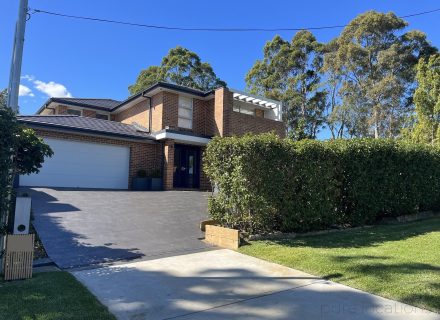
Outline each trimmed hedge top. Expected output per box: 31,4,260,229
204,134,440,234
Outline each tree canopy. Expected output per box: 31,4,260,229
410,54,440,144
324,11,436,139
129,46,226,94
246,31,326,139
246,11,437,140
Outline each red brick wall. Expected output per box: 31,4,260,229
115,100,149,129
151,92,163,132
162,92,179,129
163,140,174,190
229,112,286,138
214,87,286,138
32,129,163,189
205,98,215,136
193,98,207,136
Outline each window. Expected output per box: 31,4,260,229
96,113,109,120
67,109,81,116
178,96,193,129
233,103,255,116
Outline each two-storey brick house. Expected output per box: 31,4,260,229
18,82,285,190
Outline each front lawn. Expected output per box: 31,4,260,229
0,271,115,320
240,218,440,313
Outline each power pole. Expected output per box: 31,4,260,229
7,0,29,113
1,0,28,275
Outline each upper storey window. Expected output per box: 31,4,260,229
96,113,109,120
66,109,81,116
178,96,193,129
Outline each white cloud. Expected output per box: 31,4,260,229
19,84,34,97
33,80,72,98
21,74,35,82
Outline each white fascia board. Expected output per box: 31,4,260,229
154,131,211,146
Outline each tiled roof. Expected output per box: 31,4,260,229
49,98,122,110
17,115,154,140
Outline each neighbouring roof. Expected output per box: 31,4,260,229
38,98,122,114
17,115,155,141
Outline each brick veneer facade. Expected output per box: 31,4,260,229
213,87,286,138
36,85,285,190
115,100,149,128
151,92,163,132
163,140,175,190
32,128,163,189
229,112,286,137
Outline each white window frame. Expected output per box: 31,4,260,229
178,96,193,129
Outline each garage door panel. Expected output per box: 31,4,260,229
20,138,130,189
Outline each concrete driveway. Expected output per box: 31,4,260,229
73,249,439,320
27,188,213,269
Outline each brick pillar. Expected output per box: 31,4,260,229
163,140,175,190
214,87,233,137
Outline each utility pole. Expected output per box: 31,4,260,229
1,0,28,275
7,0,29,113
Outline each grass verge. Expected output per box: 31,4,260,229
239,218,440,312
0,271,115,320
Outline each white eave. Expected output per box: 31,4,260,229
153,131,211,146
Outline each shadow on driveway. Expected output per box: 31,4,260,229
73,250,439,320
24,187,214,269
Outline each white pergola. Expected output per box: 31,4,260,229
230,89,283,121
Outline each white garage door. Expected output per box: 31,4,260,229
20,138,130,189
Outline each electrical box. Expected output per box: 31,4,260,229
13,197,31,235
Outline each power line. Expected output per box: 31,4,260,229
29,7,440,32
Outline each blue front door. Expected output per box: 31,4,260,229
173,144,200,188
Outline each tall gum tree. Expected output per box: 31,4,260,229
129,46,226,94
324,11,436,138
412,54,440,144
246,31,326,140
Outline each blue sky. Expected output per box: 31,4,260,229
2,0,440,137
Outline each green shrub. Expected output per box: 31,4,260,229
0,104,53,234
204,134,440,234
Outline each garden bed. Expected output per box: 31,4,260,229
30,222,47,260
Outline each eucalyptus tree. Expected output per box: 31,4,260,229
246,31,326,140
129,46,226,94
324,11,436,138
411,54,440,144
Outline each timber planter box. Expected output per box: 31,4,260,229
4,234,34,281
205,225,240,250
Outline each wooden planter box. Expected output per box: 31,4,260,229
205,225,240,250
4,234,34,281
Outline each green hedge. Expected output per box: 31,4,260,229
204,134,440,234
